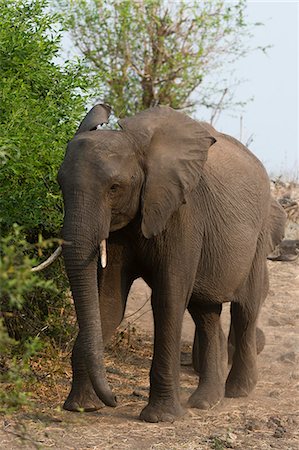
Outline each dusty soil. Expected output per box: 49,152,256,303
1,258,298,450
1,182,298,449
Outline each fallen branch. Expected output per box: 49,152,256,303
31,246,62,272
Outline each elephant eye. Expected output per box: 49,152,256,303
110,183,120,193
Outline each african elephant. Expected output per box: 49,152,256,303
58,104,286,423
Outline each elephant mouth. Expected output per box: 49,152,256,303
110,210,136,232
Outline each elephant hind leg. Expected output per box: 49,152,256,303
187,300,227,409
227,264,268,365
228,325,266,365
225,254,268,398
225,301,259,398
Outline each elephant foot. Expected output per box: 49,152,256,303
188,383,224,410
225,366,258,398
63,386,104,412
139,399,185,423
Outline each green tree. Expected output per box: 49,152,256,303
58,0,261,119
0,0,93,236
0,224,53,411
0,0,94,357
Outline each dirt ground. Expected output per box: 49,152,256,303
1,182,298,449
1,258,298,450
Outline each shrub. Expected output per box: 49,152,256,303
0,0,92,236
0,1,93,394
0,225,55,411
0,0,96,341
0,224,74,342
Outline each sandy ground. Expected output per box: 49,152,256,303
1,257,298,450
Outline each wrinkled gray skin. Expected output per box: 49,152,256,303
58,105,286,423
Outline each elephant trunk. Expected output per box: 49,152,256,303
62,201,116,407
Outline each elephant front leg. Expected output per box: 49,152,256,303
188,301,227,409
139,281,188,423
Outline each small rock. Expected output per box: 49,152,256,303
290,371,299,380
279,352,296,363
132,390,142,397
226,432,237,446
273,425,286,438
268,416,282,427
269,390,280,398
245,418,262,431
267,415,287,438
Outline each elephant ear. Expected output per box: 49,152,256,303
119,106,216,238
76,104,111,135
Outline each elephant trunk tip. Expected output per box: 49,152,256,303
89,371,117,407
96,388,117,408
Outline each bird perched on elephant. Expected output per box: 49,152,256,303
58,104,286,423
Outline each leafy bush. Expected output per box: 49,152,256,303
0,329,42,413
0,225,55,309
0,224,77,411
0,1,94,404
0,0,96,332
0,0,92,236
0,224,72,341
0,225,55,411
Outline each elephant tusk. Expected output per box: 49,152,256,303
31,246,62,272
100,240,107,268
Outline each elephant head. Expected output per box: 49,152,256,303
58,104,215,407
